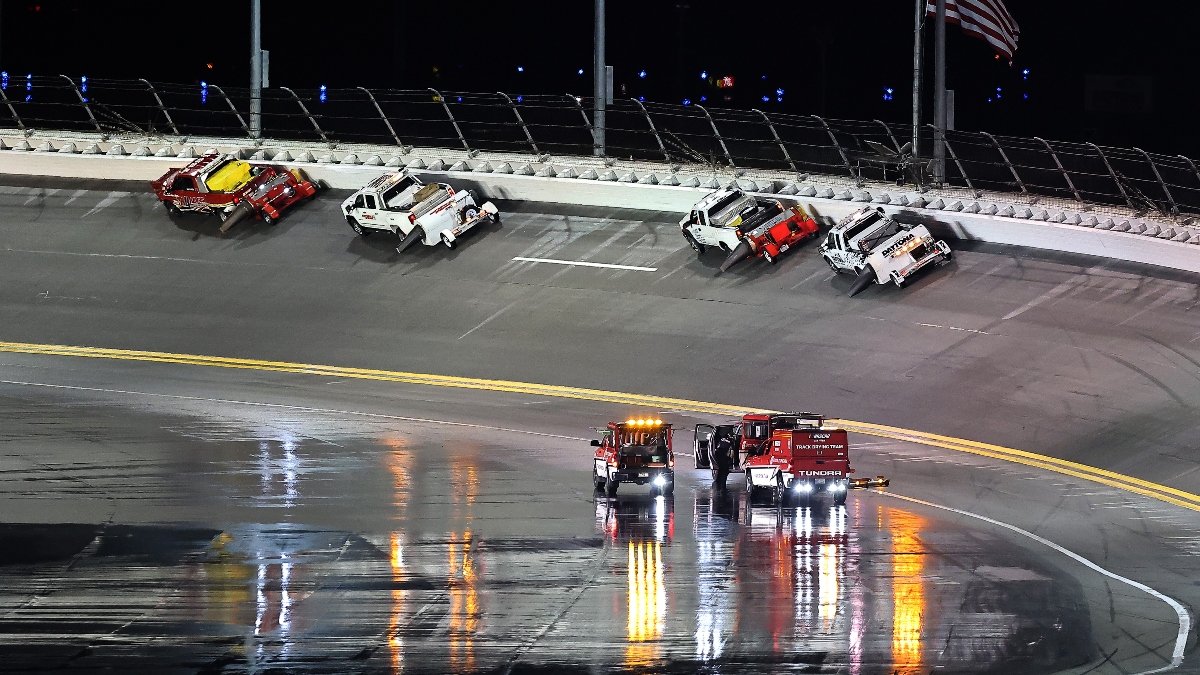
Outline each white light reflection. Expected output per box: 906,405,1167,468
654,496,667,542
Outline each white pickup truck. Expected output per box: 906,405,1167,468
820,207,952,296
342,171,499,252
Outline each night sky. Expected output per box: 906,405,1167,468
2,1,1197,154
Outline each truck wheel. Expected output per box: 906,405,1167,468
459,205,479,223
825,257,840,273
684,231,706,255
764,251,776,265
441,233,457,250
347,217,369,237
604,474,619,496
892,271,906,288
163,201,181,217
834,490,847,506
942,249,954,262
262,213,276,226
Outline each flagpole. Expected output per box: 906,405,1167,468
911,0,924,186
933,0,947,184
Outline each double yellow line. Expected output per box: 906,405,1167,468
2,339,1197,513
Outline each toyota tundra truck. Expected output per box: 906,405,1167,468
592,418,675,497
342,170,498,252
820,206,952,296
721,412,852,506
679,187,820,272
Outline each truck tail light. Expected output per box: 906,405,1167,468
668,455,674,468
408,214,416,224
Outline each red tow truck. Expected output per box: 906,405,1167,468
591,418,675,497
696,412,853,505
151,153,318,233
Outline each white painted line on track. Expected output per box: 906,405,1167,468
872,490,1189,674
511,256,657,272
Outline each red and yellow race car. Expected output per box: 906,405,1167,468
151,153,317,233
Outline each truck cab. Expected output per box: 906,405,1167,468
739,412,852,505
592,419,675,497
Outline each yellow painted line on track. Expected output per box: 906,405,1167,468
2,339,1198,513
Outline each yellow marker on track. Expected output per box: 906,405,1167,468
1,339,1198,513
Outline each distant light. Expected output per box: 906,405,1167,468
638,96,645,102
1023,93,1029,99
987,97,993,103
761,95,769,102
0,72,7,90
578,68,584,75
996,87,1002,92
516,95,523,103
517,66,524,72
682,98,691,105
776,97,782,102
882,87,894,101
638,70,646,79
776,87,785,96
700,96,707,102
700,70,708,79
456,96,462,102
206,63,214,70
1022,69,1030,75
80,76,87,94
761,75,767,80
885,87,893,94
319,84,327,103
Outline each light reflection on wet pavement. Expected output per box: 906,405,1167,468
0,402,1095,674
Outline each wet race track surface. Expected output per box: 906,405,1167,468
0,180,1198,673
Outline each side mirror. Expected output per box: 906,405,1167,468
590,439,601,447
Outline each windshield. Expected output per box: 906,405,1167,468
841,211,882,241
855,218,906,252
706,191,745,219
381,175,419,207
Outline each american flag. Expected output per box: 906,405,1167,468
926,0,1020,61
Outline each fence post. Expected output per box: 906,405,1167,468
279,86,331,146
1034,137,1081,202
0,83,25,132
1134,147,1178,217
926,125,974,192
694,104,734,169
357,87,405,149
138,79,179,136
58,74,102,135
752,109,796,174
1087,142,1133,210
811,115,855,181
1179,155,1200,197
208,84,251,138
428,88,471,153
631,98,670,162
981,131,1026,193
497,92,540,155
567,94,595,154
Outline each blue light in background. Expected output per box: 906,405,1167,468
319,84,327,103
683,98,691,105
761,95,769,102
81,76,88,102
638,96,645,102
761,75,767,80
517,66,524,72
1023,93,1029,99
638,70,646,79
578,68,584,75
776,88,785,97
1,71,8,90
700,70,707,79
26,73,32,101
700,96,706,102
516,95,523,103
200,80,208,105
882,87,894,101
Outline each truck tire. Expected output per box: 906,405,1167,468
684,231,706,254
441,233,457,250
834,490,847,506
396,226,425,253
347,217,369,237
459,205,479,223
825,256,840,273
262,212,276,226
163,201,181,217
763,250,776,265
593,469,606,490
604,474,619,497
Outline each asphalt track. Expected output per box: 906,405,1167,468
0,179,1199,673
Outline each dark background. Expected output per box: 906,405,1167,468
1,1,1196,155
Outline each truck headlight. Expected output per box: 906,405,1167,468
653,475,667,487
794,482,813,493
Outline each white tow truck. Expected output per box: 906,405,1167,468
342,171,499,252
820,207,952,296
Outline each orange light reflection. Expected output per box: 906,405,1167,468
889,508,926,671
